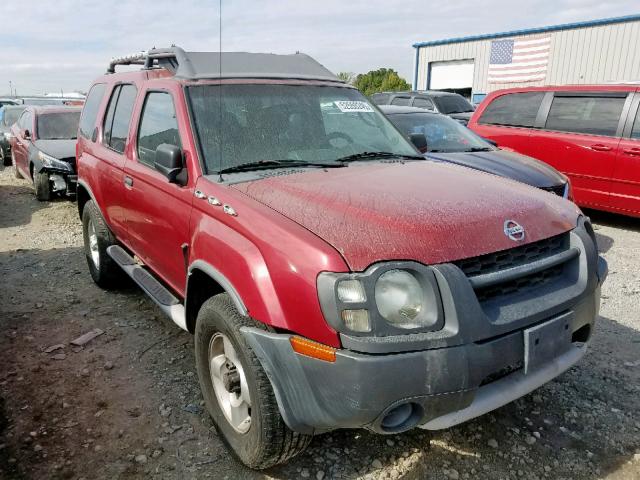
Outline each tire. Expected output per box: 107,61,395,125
34,172,51,201
195,294,311,469
1,149,9,167
12,153,21,179
81,199,123,289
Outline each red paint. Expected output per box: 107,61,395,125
78,70,581,348
469,84,640,217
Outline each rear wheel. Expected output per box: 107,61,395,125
34,172,51,201
82,200,123,289
195,294,311,469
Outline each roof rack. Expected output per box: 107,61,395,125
106,46,340,83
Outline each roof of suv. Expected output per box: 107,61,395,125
373,90,463,98
27,105,82,115
107,46,340,82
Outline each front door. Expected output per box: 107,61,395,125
13,110,33,178
123,87,195,295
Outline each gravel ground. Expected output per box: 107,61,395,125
0,165,638,480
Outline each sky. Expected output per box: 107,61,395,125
1,0,638,96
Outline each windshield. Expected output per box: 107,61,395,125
3,107,26,126
37,112,81,139
187,84,417,173
388,112,492,153
433,95,474,114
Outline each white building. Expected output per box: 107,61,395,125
412,14,640,104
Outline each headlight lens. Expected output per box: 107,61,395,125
38,151,71,171
341,309,371,332
337,279,366,303
374,270,426,329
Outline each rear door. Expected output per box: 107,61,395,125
13,110,34,177
612,91,640,216
526,91,630,210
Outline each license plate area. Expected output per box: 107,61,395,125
524,312,573,374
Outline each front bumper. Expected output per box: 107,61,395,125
242,226,607,435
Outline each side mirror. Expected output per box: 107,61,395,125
409,133,428,153
154,143,187,185
23,130,31,140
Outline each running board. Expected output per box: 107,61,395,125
107,246,187,331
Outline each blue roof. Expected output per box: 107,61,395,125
412,14,640,48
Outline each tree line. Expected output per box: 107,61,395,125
337,69,411,95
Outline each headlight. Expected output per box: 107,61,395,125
38,151,71,171
374,270,426,329
3,132,12,140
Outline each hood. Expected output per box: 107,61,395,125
34,139,76,160
447,111,473,123
425,149,566,189
231,162,579,271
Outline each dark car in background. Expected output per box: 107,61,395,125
372,90,475,125
0,98,20,108
0,105,27,166
380,105,570,197
10,106,81,200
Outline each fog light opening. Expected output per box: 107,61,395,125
380,403,423,433
571,324,591,344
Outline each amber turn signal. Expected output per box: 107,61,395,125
289,336,337,363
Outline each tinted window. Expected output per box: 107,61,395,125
479,92,544,127
37,111,81,139
79,83,106,139
432,95,473,114
545,95,625,137
371,93,390,105
137,92,181,167
413,97,434,110
104,85,137,153
632,106,640,140
391,96,411,106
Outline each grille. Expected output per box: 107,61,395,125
454,233,570,303
541,184,566,197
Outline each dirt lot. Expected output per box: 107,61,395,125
0,165,639,480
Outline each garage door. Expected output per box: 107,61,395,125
429,60,475,90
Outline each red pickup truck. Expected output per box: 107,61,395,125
76,47,607,468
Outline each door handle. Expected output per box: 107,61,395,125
623,147,640,156
124,176,133,188
589,144,612,152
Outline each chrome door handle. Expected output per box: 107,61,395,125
124,176,133,188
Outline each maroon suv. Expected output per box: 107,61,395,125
76,47,607,468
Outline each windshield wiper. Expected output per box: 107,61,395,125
335,151,425,163
216,159,344,175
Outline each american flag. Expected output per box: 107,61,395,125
488,36,551,83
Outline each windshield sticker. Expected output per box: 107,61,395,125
334,101,374,113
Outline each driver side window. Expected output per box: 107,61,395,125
137,92,181,167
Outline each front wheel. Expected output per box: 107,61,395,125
34,172,51,201
0,148,9,167
195,294,311,469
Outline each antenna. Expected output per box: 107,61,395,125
218,0,224,182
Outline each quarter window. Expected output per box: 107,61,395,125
545,95,625,137
79,83,106,139
391,96,411,106
478,92,544,127
137,92,181,167
103,84,137,153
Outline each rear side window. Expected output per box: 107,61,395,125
137,92,181,167
479,92,544,127
103,84,137,153
545,95,625,137
413,97,435,110
391,96,411,106
79,83,106,139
